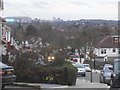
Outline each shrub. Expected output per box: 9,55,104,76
14,52,77,86
63,61,77,85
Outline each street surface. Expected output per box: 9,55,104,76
79,71,100,83
2,71,120,90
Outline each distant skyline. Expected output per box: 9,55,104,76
0,0,119,20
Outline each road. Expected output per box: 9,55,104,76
79,71,100,83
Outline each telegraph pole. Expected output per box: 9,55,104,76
90,41,93,83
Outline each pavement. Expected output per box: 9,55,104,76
40,79,108,88
14,78,109,89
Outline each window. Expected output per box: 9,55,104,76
101,50,104,54
113,48,116,53
101,49,106,54
114,38,118,42
119,49,120,54
104,49,106,54
114,61,120,70
5,31,10,42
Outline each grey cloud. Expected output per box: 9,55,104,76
31,2,52,9
3,0,118,20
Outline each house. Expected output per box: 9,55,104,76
0,17,6,56
95,35,120,60
0,17,20,65
1,25,11,44
0,17,12,56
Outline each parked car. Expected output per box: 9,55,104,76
73,63,86,77
0,62,16,89
99,64,113,85
71,55,80,63
83,64,91,72
110,59,120,88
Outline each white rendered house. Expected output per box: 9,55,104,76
95,35,120,58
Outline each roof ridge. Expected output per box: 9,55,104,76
97,35,110,47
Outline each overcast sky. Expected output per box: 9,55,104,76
1,0,119,20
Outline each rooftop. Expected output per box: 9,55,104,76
0,16,6,22
96,35,120,48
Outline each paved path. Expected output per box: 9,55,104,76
19,78,108,89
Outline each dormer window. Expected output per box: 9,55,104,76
114,38,118,42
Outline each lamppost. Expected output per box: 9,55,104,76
78,49,82,63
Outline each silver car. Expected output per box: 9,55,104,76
73,63,86,77
99,64,113,85
83,64,91,72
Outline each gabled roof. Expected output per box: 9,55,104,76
3,25,11,31
96,35,120,48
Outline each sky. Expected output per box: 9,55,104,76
0,0,119,20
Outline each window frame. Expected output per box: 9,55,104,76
101,49,106,54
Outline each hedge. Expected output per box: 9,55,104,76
14,52,77,85
15,64,77,85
